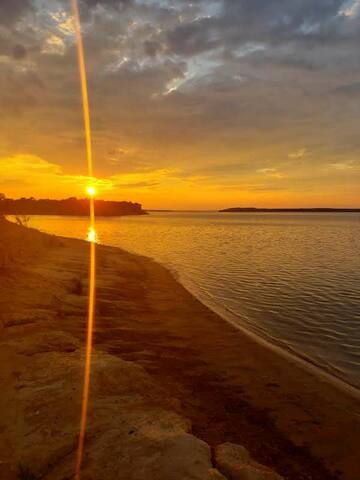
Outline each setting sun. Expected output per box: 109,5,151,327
86,185,97,197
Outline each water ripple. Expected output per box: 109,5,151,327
28,212,360,388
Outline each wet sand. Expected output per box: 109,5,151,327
1,218,360,479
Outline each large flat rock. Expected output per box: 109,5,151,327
215,443,284,480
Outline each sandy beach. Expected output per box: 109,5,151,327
1,217,359,480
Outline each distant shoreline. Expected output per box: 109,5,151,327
220,207,360,213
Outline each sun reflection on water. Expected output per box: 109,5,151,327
86,227,97,243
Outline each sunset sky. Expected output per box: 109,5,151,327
1,0,360,209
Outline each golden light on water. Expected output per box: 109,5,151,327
70,0,97,479
87,227,97,243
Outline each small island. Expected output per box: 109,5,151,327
220,207,360,213
0,196,146,216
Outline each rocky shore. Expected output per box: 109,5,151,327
0,217,359,480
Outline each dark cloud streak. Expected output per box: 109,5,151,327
0,0,33,26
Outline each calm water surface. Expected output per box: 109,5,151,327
28,212,360,388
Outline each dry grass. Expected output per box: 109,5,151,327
69,276,84,295
0,216,60,272
17,464,36,480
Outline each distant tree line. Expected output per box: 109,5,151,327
0,194,146,216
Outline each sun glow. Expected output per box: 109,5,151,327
86,185,97,197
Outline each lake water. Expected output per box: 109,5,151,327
28,212,360,388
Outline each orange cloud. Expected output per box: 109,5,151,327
0,155,113,198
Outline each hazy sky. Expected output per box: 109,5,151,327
0,0,360,209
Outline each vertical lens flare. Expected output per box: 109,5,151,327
71,1,96,479
71,0,93,179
